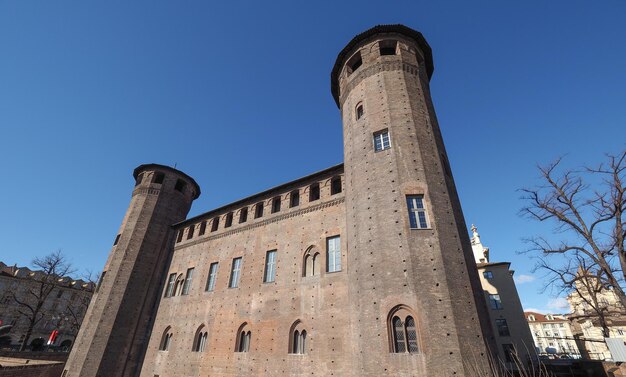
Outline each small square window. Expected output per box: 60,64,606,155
483,271,493,279
373,130,391,152
153,172,165,184
174,179,186,192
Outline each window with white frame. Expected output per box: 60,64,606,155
373,129,391,152
164,273,176,297
488,294,503,310
406,195,429,229
327,236,341,273
229,257,242,288
264,250,277,283
182,268,194,295
205,262,218,292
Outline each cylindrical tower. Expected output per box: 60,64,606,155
64,164,200,377
331,25,494,376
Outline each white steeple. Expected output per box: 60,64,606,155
471,224,489,263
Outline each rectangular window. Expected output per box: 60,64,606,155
239,207,248,223
174,179,186,192
331,177,342,195
225,212,233,228
290,190,300,208
182,268,194,295
406,195,429,229
309,183,320,202
198,221,207,236
211,217,219,232
153,172,164,184
496,319,510,336
165,273,176,297
229,257,242,288
502,344,515,363
488,294,503,310
264,250,277,283
205,263,218,292
176,230,184,243
373,129,391,151
255,203,264,218
272,197,281,213
327,236,341,273
187,224,195,240
483,271,493,279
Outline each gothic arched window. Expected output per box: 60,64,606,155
235,323,251,353
289,320,307,355
388,306,420,354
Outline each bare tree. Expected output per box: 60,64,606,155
520,150,626,317
11,250,74,351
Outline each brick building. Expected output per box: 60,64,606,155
64,24,497,377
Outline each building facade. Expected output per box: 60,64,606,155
567,280,626,360
525,311,580,358
65,24,495,377
472,226,536,369
0,262,94,351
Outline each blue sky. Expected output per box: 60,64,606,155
1,1,625,314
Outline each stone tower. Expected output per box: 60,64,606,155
63,164,200,377
331,25,494,376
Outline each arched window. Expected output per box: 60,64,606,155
289,321,307,354
405,316,418,353
302,247,320,277
193,325,208,352
160,327,173,351
356,103,364,120
392,316,405,353
235,323,251,353
388,305,420,354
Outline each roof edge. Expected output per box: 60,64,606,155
174,163,344,228
134,163,201,199
330,24,434,108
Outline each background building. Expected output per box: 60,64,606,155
472,225,536,369
525,311,580,358
567,279,626,360
0,261,94,351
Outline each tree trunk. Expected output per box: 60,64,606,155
19,323,34,352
